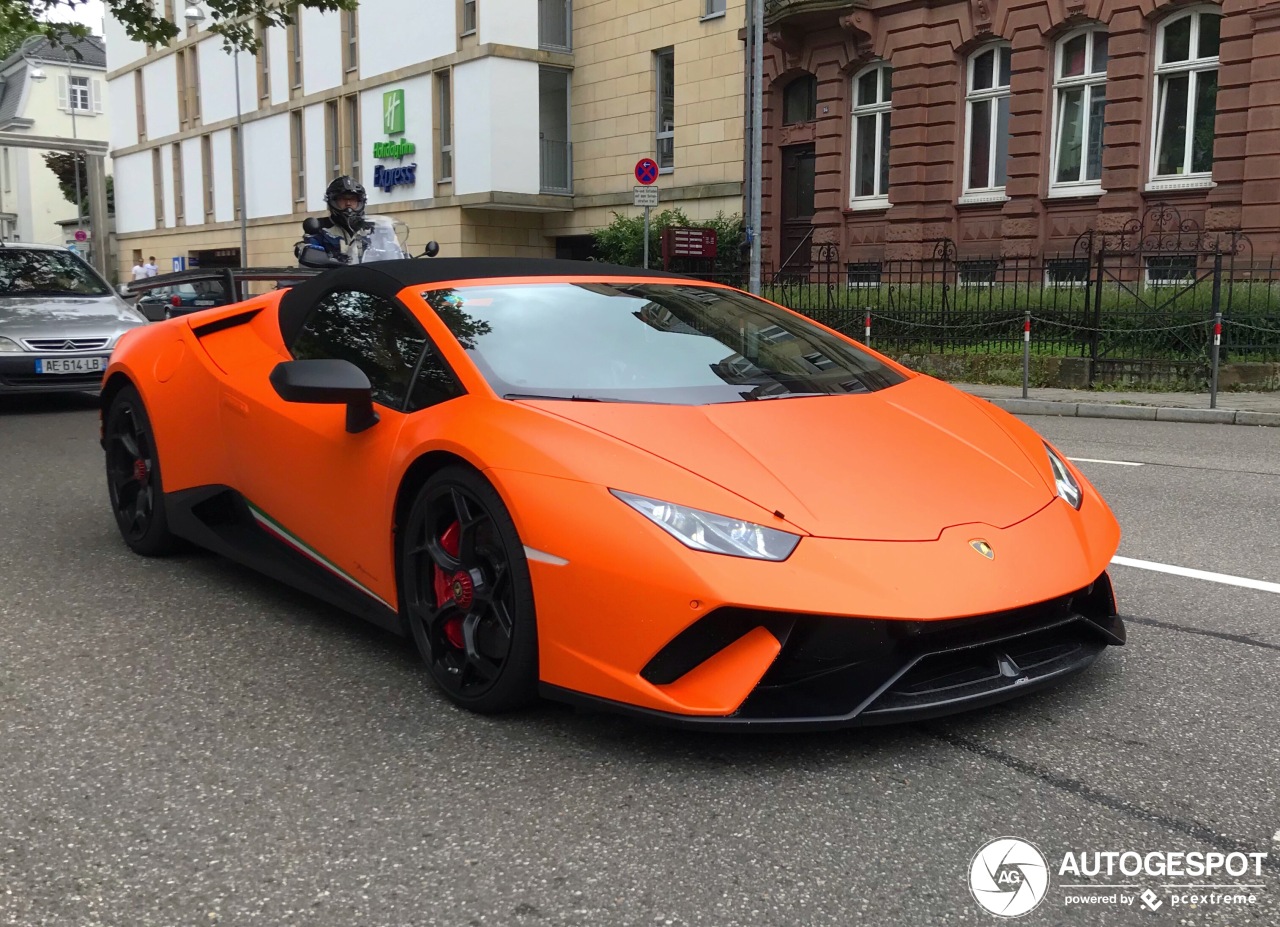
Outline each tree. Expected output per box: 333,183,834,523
0,1,359,53
0,23,39,59
42,151,114,214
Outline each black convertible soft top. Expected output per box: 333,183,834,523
278,257,690,347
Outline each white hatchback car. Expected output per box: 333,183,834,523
0,243,147,394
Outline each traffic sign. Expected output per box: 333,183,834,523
74,229,88,242
633,185,659,207
634,158,659,185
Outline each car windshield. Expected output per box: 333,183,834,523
422,281,906,404
0,249,112,298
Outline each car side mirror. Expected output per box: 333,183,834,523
422,241,439,258
268,359,380,434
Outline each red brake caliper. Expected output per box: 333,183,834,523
431,522,472,650
132,459,148,485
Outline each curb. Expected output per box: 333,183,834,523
987,398,1280,427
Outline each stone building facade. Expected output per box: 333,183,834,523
760,0,1280,270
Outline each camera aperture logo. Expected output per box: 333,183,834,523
970,837,1050,918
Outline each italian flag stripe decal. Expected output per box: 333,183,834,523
247,502,394,611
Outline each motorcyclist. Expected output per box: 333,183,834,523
295,175,371,267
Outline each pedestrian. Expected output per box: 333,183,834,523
144,256,158,277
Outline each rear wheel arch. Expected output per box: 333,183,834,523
100,372,135,418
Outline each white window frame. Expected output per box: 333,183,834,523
656,47,675,173
68,75,92,113
1148,7,1221,190
849,62,892,210
961,44,1012,203
1048,27,1108,197
462,0,477,36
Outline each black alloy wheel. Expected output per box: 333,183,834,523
401,466,537,713
104,385,177,556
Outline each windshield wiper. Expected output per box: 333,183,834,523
741,391,832,401
504,392,604,402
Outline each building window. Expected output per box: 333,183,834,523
850,63,892,205
188,49,201,125
703,0,726,18
1051,29,1107,191
288,19,303,93
231,126,243,218
538,0,571,51
176,50,189,127
135,70,146,141
964,44,1012,193
344,94,361,182
152,148,165,227
2,148,11,194
782,74,817,125
958,259,1000,285
435,71,453,183
540,67,571,193
1045,258,1090,286
1146,254,1199,286
1152,8,1220,180
655,48,674,171
342,10,359,74
462,0,477,36
172,144,185,225
256,22,270,101
68,76,91,113
201,135,214,222
324,100,340,181
291,111,305,203
846,262,883,287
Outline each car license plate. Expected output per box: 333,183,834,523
36,356,108,374
194,300,216,307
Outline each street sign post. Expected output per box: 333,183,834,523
73,229,88,242
634,159,661,268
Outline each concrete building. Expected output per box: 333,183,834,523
760,0,1280,270
106,0,746,276
0,35,110,254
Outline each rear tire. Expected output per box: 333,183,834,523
104,385,178,556
400,466,538,713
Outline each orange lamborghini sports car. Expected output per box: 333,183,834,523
102,259,1123,729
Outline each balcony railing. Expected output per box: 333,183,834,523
538,0,571,51
540,138,572,194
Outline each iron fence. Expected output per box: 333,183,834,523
688,233,1280,385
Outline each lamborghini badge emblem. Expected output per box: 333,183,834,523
969,539,995,560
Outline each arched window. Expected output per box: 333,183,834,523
1151,7,1221,180
1051,28,1108,192
963,44,1011,194
849,62,892,205
782,74,817,125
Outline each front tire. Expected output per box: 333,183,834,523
104,385,178,556
401,466,538,713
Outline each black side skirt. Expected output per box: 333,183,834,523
164,485,404,636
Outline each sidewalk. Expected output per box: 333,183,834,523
952,382,1280,427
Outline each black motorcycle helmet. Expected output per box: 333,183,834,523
325,175,367,234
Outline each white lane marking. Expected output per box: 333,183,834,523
1111,556,1280,595
1069,457,1145,467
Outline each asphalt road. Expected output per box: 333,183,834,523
1,394,1277,927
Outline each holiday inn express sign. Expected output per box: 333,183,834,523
373,88,417,193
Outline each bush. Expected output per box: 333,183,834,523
591,208,745,274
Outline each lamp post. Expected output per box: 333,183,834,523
185,5,248,267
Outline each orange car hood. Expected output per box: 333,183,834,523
530,376,1055,541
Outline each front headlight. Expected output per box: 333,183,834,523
1045,443,1082,509
610,490,801,561
0,336,23,353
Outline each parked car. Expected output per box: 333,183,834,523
0,243,148,394
124,267,320,321
102,258,1123,729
